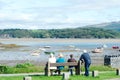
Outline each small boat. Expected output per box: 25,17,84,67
74,48,80,51
44,51,55,54
31,52,40,56
92,48,103,53
69,45,75,48
39,48,46,51
112,46,119,49
102,44,107,48
44,46,51,48
31,50,40,56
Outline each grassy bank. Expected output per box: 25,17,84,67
0,71,120,80
0,63,115,74
0,63,119,80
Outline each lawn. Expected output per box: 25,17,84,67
0,71,120,80
0,63,119,80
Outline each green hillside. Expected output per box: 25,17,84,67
84,21,120,31
0,27,120,39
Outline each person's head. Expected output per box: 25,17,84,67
50,53,54,58
58,53,63,58
70,54,73,58
83,49,87,53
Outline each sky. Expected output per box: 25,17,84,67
0,0,120,29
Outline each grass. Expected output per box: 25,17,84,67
0,63,115,74
0,71,120,80
0,63,118,80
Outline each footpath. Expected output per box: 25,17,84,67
0,72,120,80
0,73,44,76
105,78,120,80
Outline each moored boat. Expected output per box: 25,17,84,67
92,48,103,53
112,46,119,49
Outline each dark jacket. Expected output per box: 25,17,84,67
79,53,91,64
67,58,76,68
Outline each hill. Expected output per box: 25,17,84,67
84,21,120,31
0,21,120,39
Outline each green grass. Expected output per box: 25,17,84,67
0,63,118,80
0,62,116,74
0,71,120,80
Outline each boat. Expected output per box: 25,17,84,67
31,50,40,56
31,52,40,56
44,51,55,54
68,45,75,48
92,48,103,53
39,48,46,51
74,48,80,51
112,46,119,49
44,46,51,48
102,44,107,48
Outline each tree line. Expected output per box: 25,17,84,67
0,27,120,38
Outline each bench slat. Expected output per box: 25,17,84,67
50,62,78,67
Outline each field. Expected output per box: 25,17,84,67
0,64,119,80
0,71,120,80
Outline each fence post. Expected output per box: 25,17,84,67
76,60,81,75
23,76,32,80
116,69,120,75
92,70,99,77
62,72,70,80
47,61,51,76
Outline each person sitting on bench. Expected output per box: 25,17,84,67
67,54,77,75
55,53,65,75
48,53,57,75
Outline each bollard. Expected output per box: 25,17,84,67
92,70,99,77
116,69,120,75
62,72,70,80
23,76,32,80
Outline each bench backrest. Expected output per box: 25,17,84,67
50,62,78,67
45,61,81,76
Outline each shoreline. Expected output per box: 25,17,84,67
0,60,46,66
0,38,119,66
0,38,120,43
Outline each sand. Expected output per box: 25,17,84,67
0,38,120,43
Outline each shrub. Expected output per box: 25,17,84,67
15,62,33,68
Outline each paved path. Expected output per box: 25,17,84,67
0,71,120,80
105,78,120,80
0,73,44,76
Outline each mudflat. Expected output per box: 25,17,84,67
0,38,120,43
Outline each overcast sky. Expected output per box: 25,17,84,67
0,0,120,29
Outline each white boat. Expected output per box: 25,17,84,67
31,52,40,56
74,48,80,51
69,45,75,48
102,44,107,48
92,48,103,53
31,50,40,56
44,46,51,48
39,48,46,51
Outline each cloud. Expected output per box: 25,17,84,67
0,0,120,29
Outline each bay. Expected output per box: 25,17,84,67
0,38,119,66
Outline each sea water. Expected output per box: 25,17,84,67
0,39,119,66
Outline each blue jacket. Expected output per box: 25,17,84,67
80,53,91,64
56,57,65,70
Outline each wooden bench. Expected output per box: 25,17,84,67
44,61,81,76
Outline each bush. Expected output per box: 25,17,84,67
0,66,8,73
15,62,33,68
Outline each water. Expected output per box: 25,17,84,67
0,39,120,65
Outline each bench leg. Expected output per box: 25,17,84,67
50,70,54,76
55,69,61,75
69,69,73,75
